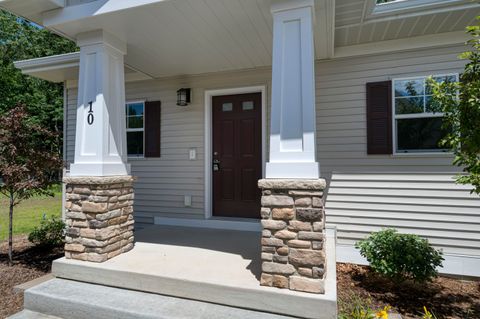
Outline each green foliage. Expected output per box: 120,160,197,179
0,105,63,262
0,9,77,153
28,216,65,247
0,105,62,201
338,293,391,319
355,229,444,283
427,17,480,194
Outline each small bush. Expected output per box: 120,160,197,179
28,217,65,247
355,229,444,283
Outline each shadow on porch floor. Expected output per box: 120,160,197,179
135,224,262,281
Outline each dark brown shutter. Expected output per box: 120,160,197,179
144,100,161,157
366,81,393,155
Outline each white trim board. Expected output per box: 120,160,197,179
336,244,480,278
153,217,261,232
204,85,267,220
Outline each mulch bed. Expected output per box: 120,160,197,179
0,236,63,319
337,263,480,319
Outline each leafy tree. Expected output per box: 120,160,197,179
0,9,77,157
0,105,62,264
428,17,480,194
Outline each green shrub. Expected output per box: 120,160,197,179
28,217,65,247
355,229,444,283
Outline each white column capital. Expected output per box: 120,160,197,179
76,30,127,55
271,0,314,14
70,29,129,177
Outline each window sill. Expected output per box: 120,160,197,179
127,156,145,160
391,152,453,157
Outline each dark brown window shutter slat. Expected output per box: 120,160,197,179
366,81,392,155
144,100,161,157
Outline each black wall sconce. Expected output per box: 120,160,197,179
176,88,191,106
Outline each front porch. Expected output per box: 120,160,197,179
51,224,337,319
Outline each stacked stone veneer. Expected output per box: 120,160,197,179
258,179,326,294
63,176,136,262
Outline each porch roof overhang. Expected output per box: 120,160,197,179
14,52,153,83
2,0,480,80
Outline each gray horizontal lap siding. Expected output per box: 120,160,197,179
65,44,480,258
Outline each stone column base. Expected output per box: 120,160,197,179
258,179,326,294
63,175,136,262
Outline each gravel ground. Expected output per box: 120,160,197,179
0,236,63,319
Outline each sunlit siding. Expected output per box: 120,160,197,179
326,172,480,258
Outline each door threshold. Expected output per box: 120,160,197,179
153,216,261,232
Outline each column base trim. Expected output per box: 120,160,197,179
265,162,320,179
69,163,131,177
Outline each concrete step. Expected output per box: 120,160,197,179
13,274,54,294
22,278,295,319
7,310,62,319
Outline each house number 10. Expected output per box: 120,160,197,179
87,101,94,125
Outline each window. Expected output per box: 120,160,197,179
126,101,144,157
392,74,457,153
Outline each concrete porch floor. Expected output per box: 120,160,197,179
52,224,337,319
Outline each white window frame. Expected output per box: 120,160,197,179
391,73,458,155
126,100,145,158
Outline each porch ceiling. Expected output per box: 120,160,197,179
2,0,479,79
42,0,335,78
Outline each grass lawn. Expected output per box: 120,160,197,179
0,185,62,241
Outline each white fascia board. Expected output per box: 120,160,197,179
43,0,168,27
14,52,80,71
334,30,469,59
367,0,480,20
14,51,152,83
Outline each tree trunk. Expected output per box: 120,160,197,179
8,192,14,265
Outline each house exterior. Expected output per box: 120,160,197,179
2,0,480,317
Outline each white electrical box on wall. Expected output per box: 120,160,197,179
189,148,196,160
184,195,192,207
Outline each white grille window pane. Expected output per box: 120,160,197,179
242,101,254,111
222,103,233,112
394,79,424,97
425,96,442,113
127,103,144,116
127,116,143,129
425,75,457,95
395,97,424,114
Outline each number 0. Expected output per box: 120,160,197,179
87,113,94,125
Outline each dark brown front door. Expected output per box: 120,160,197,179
212,93,262,219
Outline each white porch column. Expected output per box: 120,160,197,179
266,0,319,179
70,30,130,176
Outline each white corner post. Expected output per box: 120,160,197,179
266,0,319,179
70,30,130,177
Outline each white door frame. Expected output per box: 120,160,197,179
204,85,267,219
